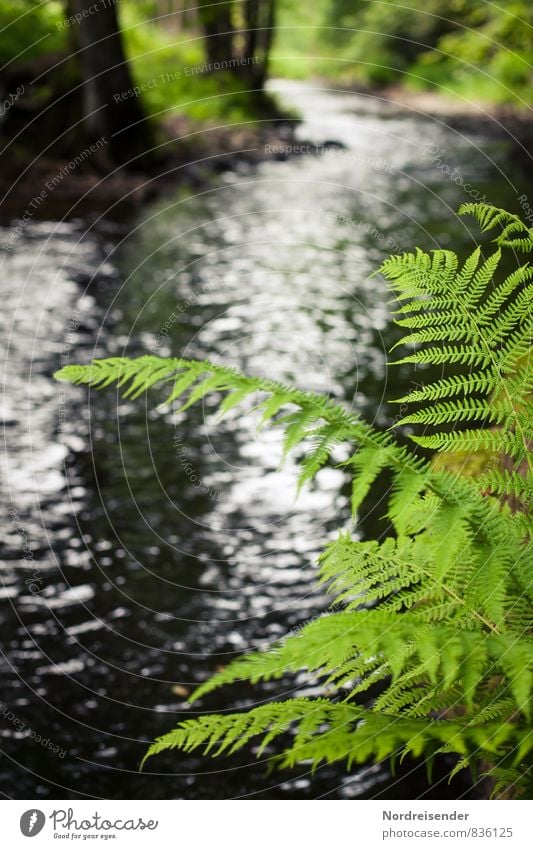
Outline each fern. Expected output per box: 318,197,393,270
55,203,532,797
383,207,532,473
458,203,533,252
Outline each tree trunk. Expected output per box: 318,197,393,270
197,0,235,65
72,0,152,165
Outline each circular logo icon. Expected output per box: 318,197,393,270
20,810,46,837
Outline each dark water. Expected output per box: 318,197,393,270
0,82,526,799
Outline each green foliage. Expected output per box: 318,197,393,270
382,207,532,470
421,1,533,106
139,698,533,774
121,2,279,124
55,203,533,796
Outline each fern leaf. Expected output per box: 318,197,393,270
459,203,533,251
56,203,533,796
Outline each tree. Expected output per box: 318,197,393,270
71,0,153,165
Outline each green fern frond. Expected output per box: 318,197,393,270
347,445,393,516
56,354,435,498
411,429,525,457
277,711,532,772
140,698,351,768
141,695,532,777
297,423,349,489
190,611,365,701
395,371,497,404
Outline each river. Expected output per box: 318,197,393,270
0,81,525,799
